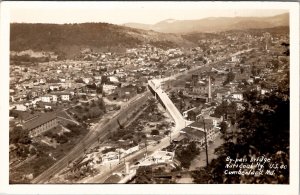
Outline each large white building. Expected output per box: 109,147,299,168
61,94,70,101
232,92,243,101
103,84,118,95
41,95,52,103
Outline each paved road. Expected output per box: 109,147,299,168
85,79,191,183
85,48,255,183
31,91,151,183
33,49,253,184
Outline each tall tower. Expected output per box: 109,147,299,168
208,76,212,103
264,32,271,52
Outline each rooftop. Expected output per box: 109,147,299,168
22,112,57,131
182,127,206,140
188,119,213,130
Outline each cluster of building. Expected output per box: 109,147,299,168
173,29,289,150
9,27,289,184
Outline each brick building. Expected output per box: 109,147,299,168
22,113,58,137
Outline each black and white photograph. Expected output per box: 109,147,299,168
0,1,299,194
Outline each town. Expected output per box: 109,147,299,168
9,25,289,184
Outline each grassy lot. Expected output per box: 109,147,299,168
69,99,106,122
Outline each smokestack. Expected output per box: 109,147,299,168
208,76,212,102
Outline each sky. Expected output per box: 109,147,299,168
9,2,289,25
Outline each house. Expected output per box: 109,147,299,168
61,94,70,101
181,119,219,147
51,92,71,101
192,83,208,95
51,95,58,102
41,95,52,103
103,84,118,95
22,113,58,137
49,84,60,91
83,78,92,84
215,89,231,100
181,127,206,146
14,104,27,111
261,88,271,95
109,76,119,83
45,105,52,110
34,87,43,96
101,151,119,165
232,92,243,101
265,82,278,91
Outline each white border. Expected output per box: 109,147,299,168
0,1,299,195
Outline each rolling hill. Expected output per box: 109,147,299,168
10,23,194,58
10,13,289,59
124,13,289,34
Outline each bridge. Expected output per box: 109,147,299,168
148,79,191,132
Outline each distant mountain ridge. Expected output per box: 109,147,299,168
10,14,289,59
123,13,289,33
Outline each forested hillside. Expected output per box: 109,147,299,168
10,23,192,58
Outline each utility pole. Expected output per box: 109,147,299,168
202,117,209,167
145,138,148,158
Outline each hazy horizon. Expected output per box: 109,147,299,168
9,2,288,25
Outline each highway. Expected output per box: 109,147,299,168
32,48,253,184
31,91,151,183
84,79,191,183
148,79,188,129
84,48,255,183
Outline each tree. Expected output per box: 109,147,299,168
10,126,31,145
240,67,245,74
281,42,290,56
96,85,103,94
151,130,159,136
97,98,106,112
87,83,97,89
206,89,290,184
135,166,152,184
230,117,236,126
271,59,279,70
9,110,19,118
75,78,84,83
176,142,199,169
101,76,108,84
91,100,96,107
212,101,229,118
192,167,213,184
223,71,235,85
219,121,227,134
187,110,197,121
